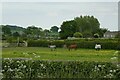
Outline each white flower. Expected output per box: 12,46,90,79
111,57,117,60
113,70,116,72
94,66,97,69
103,65,105,67
8,68,13,72
110,70,113,72
43,66,46,69
40,64,44,67
98,65,101,67
23,65,26,68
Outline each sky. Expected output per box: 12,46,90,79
0,0,119,31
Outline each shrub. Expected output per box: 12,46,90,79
2,59,120,78
27,39,118,50
73,32,83,38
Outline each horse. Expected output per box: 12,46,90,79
49,45,56,51
95,44,101,51
67,44,77,51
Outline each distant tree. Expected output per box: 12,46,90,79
74,15,100,34
59,20,79,39
98,28,108,37
2,25,11,35
13,32,20,37
24,25,43,38
73,32,83,38
50,26,59,32
59,15,101,39
44,29,50,37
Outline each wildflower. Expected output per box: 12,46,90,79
43,66,46,69
8,68,13,72
23,65,26,68
110,70,113,72
98,65,101,67
40,64,44,67
113,70,116,72
94,66,97,69
111,57,117,60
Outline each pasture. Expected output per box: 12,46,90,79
2,47,118,62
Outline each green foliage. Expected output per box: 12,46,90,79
59,15,107,39
28,40,64,47
50,26,59,32
2,59,120,78
2,25,11,35
82,31,93,38
73,32,83,38
12,32,20,37
27,39,118,50
94,33,99,38
59,20,79,39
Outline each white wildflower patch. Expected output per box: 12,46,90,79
115,51,119,54
111,57,117,60
109,70,113,72
40,64,44,67
98,65,102,67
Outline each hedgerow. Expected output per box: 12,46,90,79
1,58,120,79
27,39,119,50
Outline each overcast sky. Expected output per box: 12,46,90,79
1,1,119,31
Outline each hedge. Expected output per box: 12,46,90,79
27,39,119,50
2,58,120,78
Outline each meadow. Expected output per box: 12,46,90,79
2,47,118,62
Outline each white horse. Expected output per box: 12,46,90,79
49,45,56,51
95,44,101,50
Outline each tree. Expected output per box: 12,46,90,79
74,15,100,34
2,25,11,35
82,31,93,38
50,26,59,32
73,32,83,38
59,20,79,39
24,25,43,38
98,28,108,37
13,32,20,37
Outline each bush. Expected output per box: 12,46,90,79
73,32,83,38
2,58,120,78
27,39,118,50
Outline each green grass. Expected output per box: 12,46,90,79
2,47,119,62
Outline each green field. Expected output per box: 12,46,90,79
2,47,119,62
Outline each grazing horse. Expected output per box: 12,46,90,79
49,45,56,51
95,44,101,51
68,44,77,51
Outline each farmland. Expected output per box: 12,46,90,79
2,47,118,62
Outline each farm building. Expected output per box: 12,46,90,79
103,31,119,38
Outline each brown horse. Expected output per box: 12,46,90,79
68,44,77,51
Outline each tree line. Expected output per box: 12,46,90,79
1,15,108,42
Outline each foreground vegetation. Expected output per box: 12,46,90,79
2,59,120,78
2,47,120,78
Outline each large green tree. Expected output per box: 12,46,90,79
60,15,106,39
74,15,100,35
59,20,79,39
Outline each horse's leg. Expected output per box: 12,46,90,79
68,48,70,51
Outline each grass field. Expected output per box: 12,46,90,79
2,47,119,62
